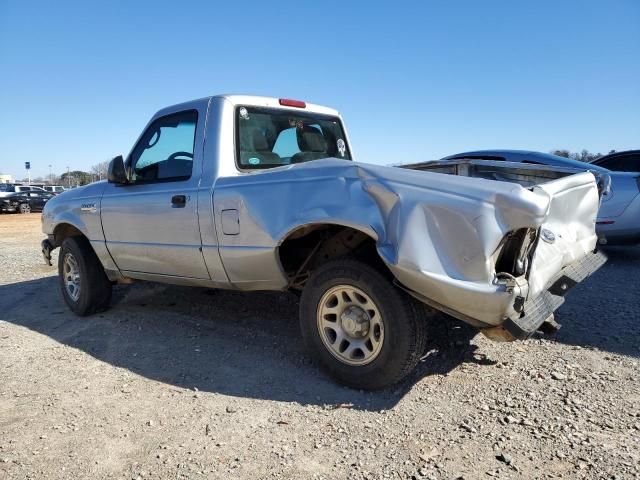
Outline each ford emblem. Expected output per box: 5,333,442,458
541,228,556,244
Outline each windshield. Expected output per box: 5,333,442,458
0,184,14,192
235,106,351,169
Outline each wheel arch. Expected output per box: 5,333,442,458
277,222,391,289
52,222,87,248
51,221,121,280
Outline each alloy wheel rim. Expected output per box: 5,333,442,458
316,284,384,366
63,253,81,301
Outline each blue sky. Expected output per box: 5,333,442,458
1,0,639,179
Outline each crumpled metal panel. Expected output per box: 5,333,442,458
214,159,599,326
527,173,600,297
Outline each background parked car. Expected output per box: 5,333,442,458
43,185,67,195
0,191,54,214
0,184,48,198
590,150,640,173
441,150,640,245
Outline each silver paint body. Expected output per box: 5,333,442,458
42,95,602,328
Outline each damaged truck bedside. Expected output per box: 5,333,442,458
40,95,607,389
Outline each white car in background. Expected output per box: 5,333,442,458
44,185,67,195
0,184,47,198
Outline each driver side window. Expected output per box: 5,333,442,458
129,110,197,183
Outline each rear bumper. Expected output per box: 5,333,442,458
501,250,607,339
596,226,640,246
597,195,640,245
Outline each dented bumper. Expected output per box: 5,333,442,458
500,249,607,339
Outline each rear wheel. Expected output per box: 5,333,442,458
300,259,429,389
58,236,112,316
19,203,31,214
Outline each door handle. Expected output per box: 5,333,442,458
171,195,186,208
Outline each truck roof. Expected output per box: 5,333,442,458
155,94,341,119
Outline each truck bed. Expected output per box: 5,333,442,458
394,158,606,337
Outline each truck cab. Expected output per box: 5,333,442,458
92,95,353,286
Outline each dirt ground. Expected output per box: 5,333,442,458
0,213,638,480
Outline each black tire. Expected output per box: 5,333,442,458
58,236,112,316
300,259,429,390
19,203,31,214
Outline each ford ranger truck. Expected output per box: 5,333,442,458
41,95,607,389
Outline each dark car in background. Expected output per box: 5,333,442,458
441,150,640,245
590,150,640,173
0,191,54,214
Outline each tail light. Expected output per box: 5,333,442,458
279,98,306,108
596,172,612,201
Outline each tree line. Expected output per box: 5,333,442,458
550,149,616,163
14,161,110,186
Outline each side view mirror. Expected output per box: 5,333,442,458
108,155,128,184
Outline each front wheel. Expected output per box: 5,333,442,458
19,203,31,214
58,236,112,316
300,259,429,390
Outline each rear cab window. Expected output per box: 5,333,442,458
235,106,351,170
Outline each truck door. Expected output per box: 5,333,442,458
100,109,209,279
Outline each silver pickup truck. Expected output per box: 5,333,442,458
41,94,607,389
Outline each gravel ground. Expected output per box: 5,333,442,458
0,214,639,480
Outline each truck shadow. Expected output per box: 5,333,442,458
0,246,637,410
548,245,640,358
0,276,483,411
